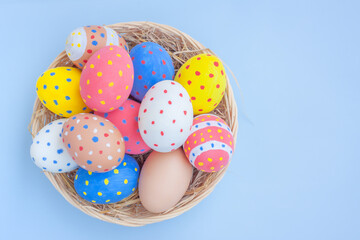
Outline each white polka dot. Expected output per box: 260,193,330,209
93,128,98,134
76,119,80,124
109,129,114,133
74,152,78,157
93,117,98,120
88,151,93,155
106,143,110,147
108,155,113,160
97,165,102,168
77,135,82,140
82,165,86,169
117,148,121,153
111,166,116,169
64,131,68,136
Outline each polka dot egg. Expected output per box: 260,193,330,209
74,154,139,204
62,113,125,173
130,42,175,102
139,80,193,152
65,25,128,69
36,67,91,117
80,46,134,113
30,119,78,173
95,99,151,155
175,54,226,115
183,114,234,172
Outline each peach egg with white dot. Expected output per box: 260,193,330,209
36,67,91,117
74,154,139,204
95,99,151,155
138,80,193,152
62,113,125,173
175,54,227,115
65,25,128,69
183,114,234,172
80,45,134,112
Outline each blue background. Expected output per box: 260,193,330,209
1,0,359,239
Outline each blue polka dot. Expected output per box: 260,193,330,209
55,85,59,90
43,100,47,104
140,149,145,152
72,116,77,120
59,113,63,116
79,63,83,67
127,149,131,152
47,142,51,146
67,163,71,166
134,117,138,122
43,85,47,89
36,87,38,91
200,146,203,151
58,122,63,125
59,133,62,137
42,157,47,161
92,40,98,46
119,106,124,110
36,141,39,144
211,143,214,148
195,125,198,128
104,113,108,118
43,167,47,170
53,160,57,164
48,122,53,125
136,141,140,145
40,73,44,77
137,129,140,133
124,136,129,141
118,157,122,162
58,169,62,172
66,68,71,71
206,122,211,126
122,119,127,124
66,110,72,114
222,144,225,148
83,125,88,129
53,100,58,105
125,45,128,51
66,78,72,82
68,143,71,148
70,126,74,131
130,104,134,108
82,107,87,110
92,137,99,143
100,33,105,38
91,29,97,33
32,157,35,162
230,151,233,154
57,149,64,154
45,129,50,133
87,160,92,165
65,96,71,100
192,153,195,157
50,72,55,76
218,123,222,127
100,122,104,126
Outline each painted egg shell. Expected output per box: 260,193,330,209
95,99,150,155
80,46,134,113
130,42,175,102
30,119,78,173
65,25,128,69
74,154,139,204
138,80,193,152
62,113,125,173
139,148,193,213
183,114,234,172
36,67,91,117
175,54,226,115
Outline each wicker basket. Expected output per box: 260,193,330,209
29,21,238,227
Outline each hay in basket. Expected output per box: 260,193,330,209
29,21,238,227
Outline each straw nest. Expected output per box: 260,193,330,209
29,21,238,227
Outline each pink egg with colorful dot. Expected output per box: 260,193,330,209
183,114,234,172
95,99,151,155
80,46,134,113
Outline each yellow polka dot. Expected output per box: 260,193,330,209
72,32,75,35
208,158,213,162
88,171,92,175
119,70,123,77
230,141,233,145
106,199,110,203
75,174,78,180
216,119,219,121
111,34,114,37
109,43,113,45
188,147,190,150
135,168,138,172
86,79,90,85
132,188,135,191
71,43,74,47
210,167,215,170
207,129,212,133
193,133,196,137
100,100,105,105
98,89,103,94
117,54,121,57
117,192,122,195
83,192,87,195
68,53,71,56
218,129,222,133
198,162,204,166
92,200,96,203
90,64,94,68
97,54,100,59
194,140,197,144
228,134,231,138
127,64,130,68
116,95,121,100
186,141,189,144
84,66,86,70
77,43,81,47
78,32,81,35
108,60,113,65
210,135,213,138
219,157,223,161
93,108,97,111
109,82,114,87
114,169,119,174
132,75,134,79
184,149,187,153
124,179,128,184
123,162,127,166
109,107,114,111
220,165,224,168
207,115,211,117
87,95,91,99
97,72,102,77
200,133,203,136
98,192,102,196
201,118,205,121
220,136,224,140
104,178,109,185
201,138,205,142
109,47,113,50
85,180,89,186
125,85,129,90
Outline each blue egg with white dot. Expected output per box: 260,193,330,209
74,154,139,204
30,119,78,173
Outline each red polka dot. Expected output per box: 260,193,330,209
186,65,190,69
179,93,183,97
221,70,224,75
141,60,145,64
213,103,218,106
144,130,147,134
154,144,158,147
184,111,187,115
84,117,89,119
99,150,103,154
180,129,183,132
216,84,220,88
200,85,205,90
87,49,92,54
191,96,196,100
142,45,146,48
162,74,166,79
209,73,214,78
131,57,135,60
168,101,172,105
149,51,153,54
104,169,109,172
91,35,95,39
83,60,87,63
160,110,164,114
179,73,181,78
138,75,142,80
214,62,219,67
160,131,164,136
143,109,147,113
144,85,148,89
152,71,156,75
171,143,175,146
151,121,155,125
197,57,201,60
195,71,201,76
164,89,168,93
79,146,83,151
187,80,192,85
150,97,154,101
172,119,176,123
171,81,175,85
136,91,140,95
104,133,109,137
162,60,166,65
117,141,120,145
207,98,212,102
198,109,203,112
159,48,163,52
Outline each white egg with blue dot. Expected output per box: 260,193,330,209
30,119,78,173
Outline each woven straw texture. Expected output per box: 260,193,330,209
29,21,238,227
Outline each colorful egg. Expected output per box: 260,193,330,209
183,114,234,172
95,99,150,155
62,113,125,173
130,42,174,102
80,46,134,113
74,154,139,204
65,25,128,69
30,119,78,173
138,81,193,152
139,148,193,213
175,54,226,115
36,67,91,117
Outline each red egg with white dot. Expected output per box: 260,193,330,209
95,99,151,155
183,114,234,172
80,46,134,113
138,80,193,152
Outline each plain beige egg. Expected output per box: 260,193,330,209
139,148,193,213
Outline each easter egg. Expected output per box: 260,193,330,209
74,154,139,204
62,113,125,173
175,54,227,115
138,80,193,152
80,46,134,113
95,99,150,155
65,25,128,69
36,67,91,117
30,119,78,173
130,42,175,102
183,114,234,172
139,148,193,213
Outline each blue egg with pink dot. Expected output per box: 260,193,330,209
130,42,175,102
